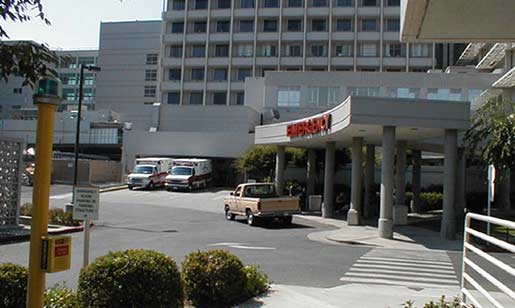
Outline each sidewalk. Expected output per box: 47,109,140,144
298,214,463,251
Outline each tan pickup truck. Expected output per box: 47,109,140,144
224,183,300,226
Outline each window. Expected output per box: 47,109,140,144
238,68,252,81
307,87,339,107
262,44,277,57
236,92,245,105
192,45,206,57
328,87,340,106
190,92,203,105
193,21,207,33
237,44,253,57
215,44,229,57
84,73,95,85
83,88,95,101
336,44,352,57
386,0,400,6
286,44,302,57
146,53,158,65
144,86,156,97
385,43,403,57
213,92,227,105
191,68,205,81
195,0,208,9
171,22,184,33
335,0,352,6
385,18,400,31
240,0,255,8
361,19,377,31
310,44,326,57
263,0,278,7
239,20,254,32
277,86,301,107
287,19,302,31
411,44,431,57
169,69,181,81
59,73,77,85
170,45,183,58
468,89,483,103
145,69,157,81
263,20,278,32
336,19,352,31
214,68,228,81
60,58,76,69
426,88,462,101
311,19,326,31
173,0,185,10
63,88,76,101
312,0,327,7
13,88,22,94
216,20,230,32
360,43,377,57
361,0,377,6
218,0,231,8
168,92,181,104
388,88,420,98
288,0,303,7
349,87,379,97
78,57,95,66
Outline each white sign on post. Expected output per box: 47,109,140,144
73,186,100,221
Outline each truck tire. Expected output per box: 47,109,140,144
148,182,154,190
282,216,293,226
225,206,235,221
128,186,134,190
246,209,258,226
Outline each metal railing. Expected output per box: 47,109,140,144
461,213,515,308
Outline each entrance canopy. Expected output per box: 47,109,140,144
255,96,470,151
401,0,515,42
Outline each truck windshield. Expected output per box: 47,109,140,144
244,185,278,198
133,166,154,174
172,167,192,176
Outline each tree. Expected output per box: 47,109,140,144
0,1,60,86
464,97,515,172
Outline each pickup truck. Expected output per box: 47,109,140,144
224,183,300,226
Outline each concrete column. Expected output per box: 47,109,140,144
411,149,422,213
275,145,285,196
306,149,316,197
379,126,395,239
364,145,375,219
323,142,336,218
394,141,408,225
348,137,363,225
441,129,457,240
455,148,466,223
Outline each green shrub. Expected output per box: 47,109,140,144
0,263,28,308
403,295,461,308
19,203,32,216
182,250,248,308
44,284,79,308
420,192,443,211
48,208,80,227
77,249,183,308
244,265,270,298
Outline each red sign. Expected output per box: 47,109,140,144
287,114,331,138
55,246,69,257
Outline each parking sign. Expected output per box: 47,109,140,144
73,186,100,220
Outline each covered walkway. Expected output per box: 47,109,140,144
255,96,470,240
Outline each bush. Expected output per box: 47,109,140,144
182,250,248,308
403,295,461,308
19,203,32,216
48,208,81,227
77,249,183,308
45,284,79,308
244,265,270,298
420,192,443,211
0,263,28,308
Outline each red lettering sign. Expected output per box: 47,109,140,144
55,246,69,257
286,114,331,138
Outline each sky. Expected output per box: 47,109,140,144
4,0,165,50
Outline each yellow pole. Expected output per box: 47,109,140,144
27,101,57,307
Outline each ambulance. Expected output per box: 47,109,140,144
165,159,212,191
127,158,174,190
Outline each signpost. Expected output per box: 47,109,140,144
487,165,496,235
73,186,100,267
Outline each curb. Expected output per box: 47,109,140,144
0,225,84,244
99,185,128,193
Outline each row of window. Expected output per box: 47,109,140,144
62,88,95,101
165,91,245,105
167,42,431,58
58,56,97,69
172,0,399,10
170,17,399,34
59,73,96,86
276,86,483,107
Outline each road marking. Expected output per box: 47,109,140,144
208,243,276,250
50,193,73,200
340,248,459,289
208,242,244,246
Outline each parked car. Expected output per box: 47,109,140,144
127,157,173,190
224,183,300,226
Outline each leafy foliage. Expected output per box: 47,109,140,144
403,295,462,308
0,1,60,86
234,146,278,180
465,98,515,172
19,202,32,216
44,284,79,308
0,263,28,308
77,249,184,308
243,265,270,298
182,249,248,308
48,208,80,227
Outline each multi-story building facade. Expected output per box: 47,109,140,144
158,0,437,109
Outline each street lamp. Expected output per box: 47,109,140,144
72,64,101,188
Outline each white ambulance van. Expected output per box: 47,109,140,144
127,158,174,190
165,159,212,191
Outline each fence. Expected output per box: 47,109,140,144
0,137,23,228
461,213,515,307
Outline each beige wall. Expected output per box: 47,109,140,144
52,159,121,184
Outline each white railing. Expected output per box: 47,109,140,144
461,213,515,308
